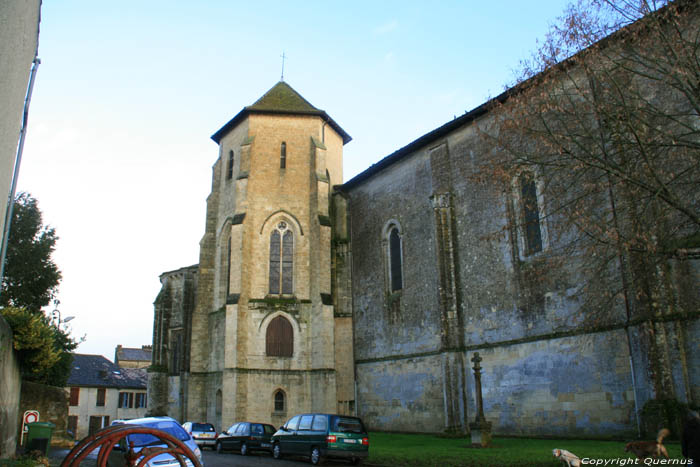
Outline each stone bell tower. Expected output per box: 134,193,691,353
185,81,354,430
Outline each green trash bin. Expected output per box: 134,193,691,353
25,421,55,456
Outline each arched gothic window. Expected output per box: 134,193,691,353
388,225,403,292
266,316,293,357
518,172,543,256
226,150,234,180
280,142,287,169
269,222,293,294
274,389,286,412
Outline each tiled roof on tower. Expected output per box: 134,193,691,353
247,81,319,113
211,81,351,145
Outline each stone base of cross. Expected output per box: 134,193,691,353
469,419,492,447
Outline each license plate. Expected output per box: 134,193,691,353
261,443,271,447
343,439,357,444
199,434,213,438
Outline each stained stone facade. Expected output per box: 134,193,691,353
151,6,699,437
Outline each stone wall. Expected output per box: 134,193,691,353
0,316,21,458
342,62,699,436
19,381,69,446
150,265,197,421
470,332,635,437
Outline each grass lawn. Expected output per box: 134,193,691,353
366,432,686,466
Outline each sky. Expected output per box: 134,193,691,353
17,0,568,360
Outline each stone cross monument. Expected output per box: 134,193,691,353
469,352,492,447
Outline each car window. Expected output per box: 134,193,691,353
192,423,215,432
126,421,190,447
286,416,301,431
252,424,263,435
227,424,237,434
264,424,275,435
236,423,249,435
331,416,365,434
312,415,328,431
298,415,313,431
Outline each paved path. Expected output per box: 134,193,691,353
49,448,358,467
202,449,357,467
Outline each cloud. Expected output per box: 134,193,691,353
373,20,398,35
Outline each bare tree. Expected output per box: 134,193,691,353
479,0,699,320
474,0,699,408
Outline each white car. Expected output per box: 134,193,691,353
182,422,217,449
108,417,204,467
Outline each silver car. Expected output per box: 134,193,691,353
108,417,204,467
182,422,217,449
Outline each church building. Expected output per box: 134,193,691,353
150,3,699,437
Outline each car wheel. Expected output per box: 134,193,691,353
273,443,282,459
310,446,324,465
216,441,223,454
240,442,248,456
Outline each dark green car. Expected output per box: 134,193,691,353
271,413,369,465
216,421,276,456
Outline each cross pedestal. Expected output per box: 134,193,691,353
469,352,492,447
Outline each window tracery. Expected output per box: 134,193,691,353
269,221,293,295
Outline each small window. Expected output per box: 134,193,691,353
118,392,127,408
274,390,285,412
69,387,80,406
280,142,287,168
312,415,328,431
266,316,293,357
226,150,234,180
96,388,106,407
136,393,147,408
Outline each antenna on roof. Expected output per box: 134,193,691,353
280,51,286,81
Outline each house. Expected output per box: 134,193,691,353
114,345,152,369
66,354,148,439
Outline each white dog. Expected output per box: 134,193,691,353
553,448,582,467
